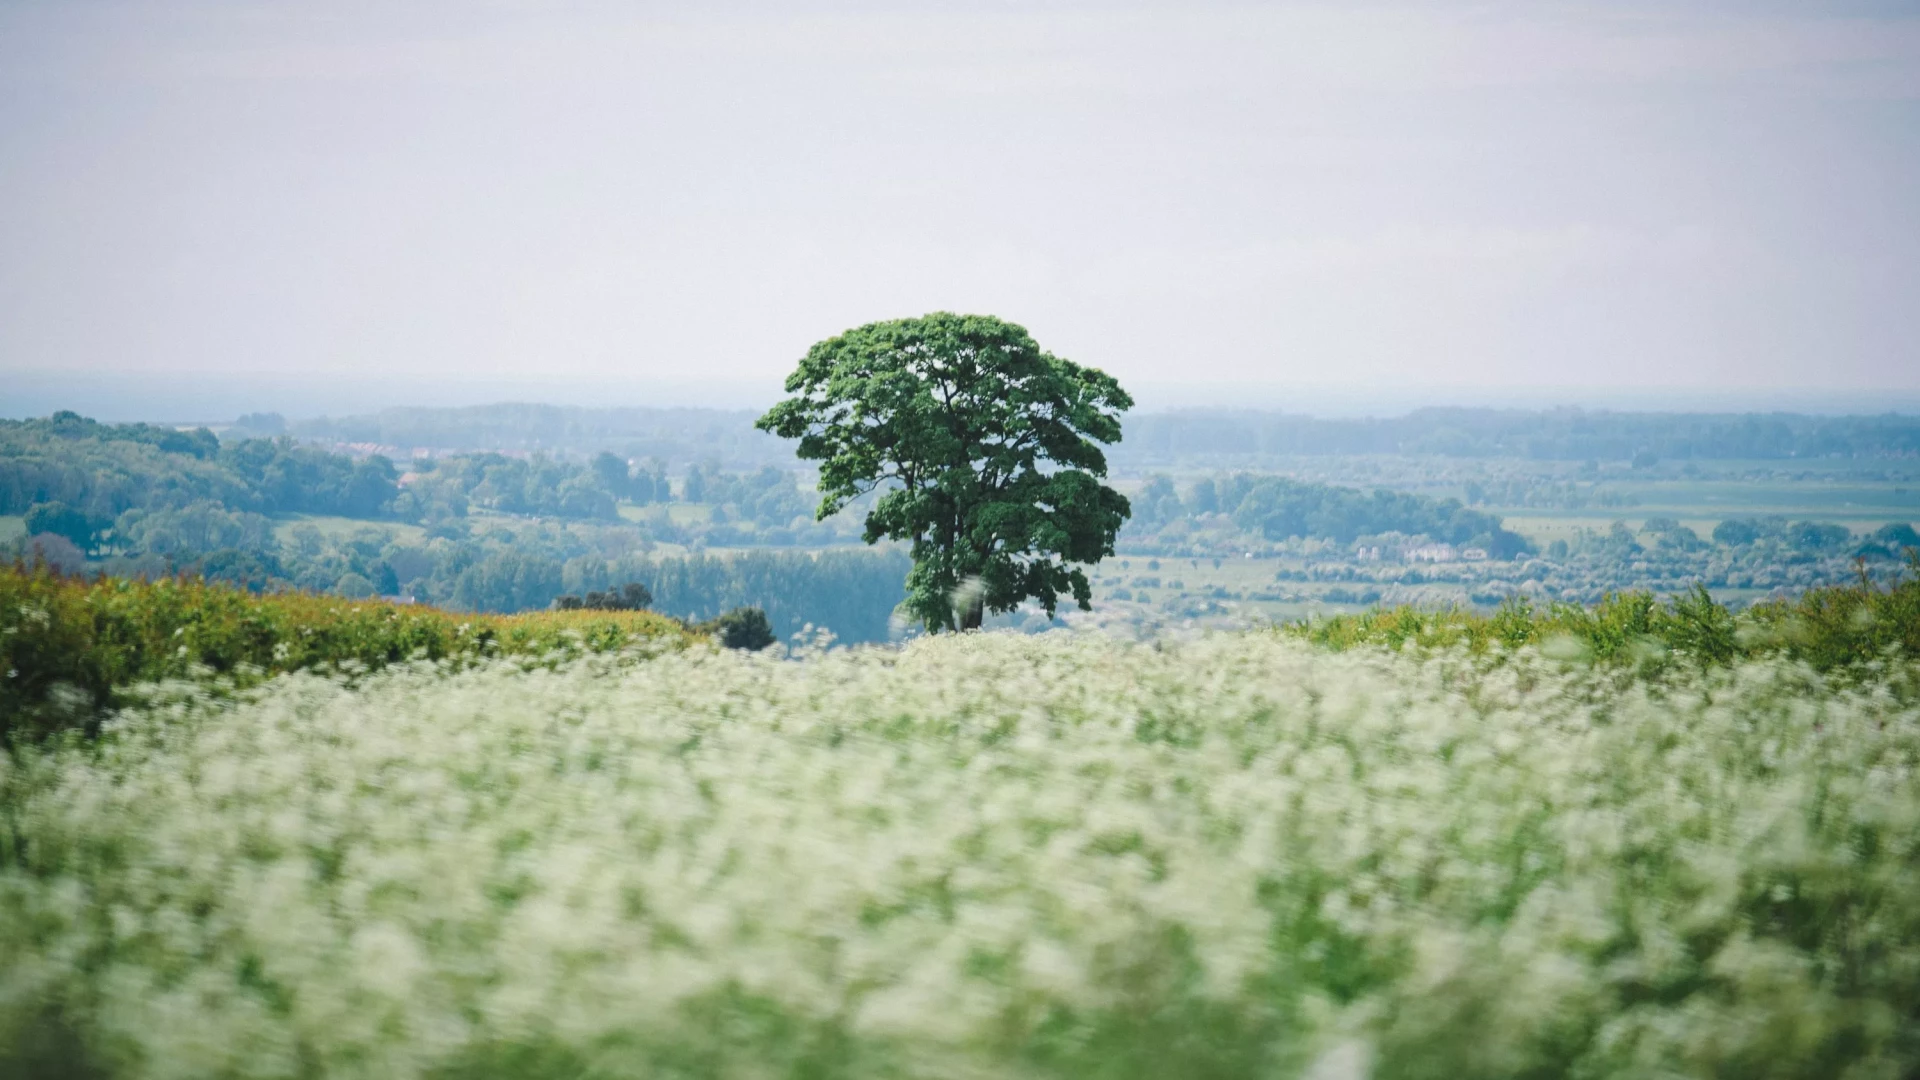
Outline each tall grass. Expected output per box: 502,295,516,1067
1,566,694,742
4,634,1918,1078
1285,557,1920,672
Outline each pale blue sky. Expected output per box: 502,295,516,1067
2,1,1917,416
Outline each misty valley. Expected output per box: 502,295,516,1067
5,404,1915,643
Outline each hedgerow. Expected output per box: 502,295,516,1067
1,566,695,742
2,635,1917,1077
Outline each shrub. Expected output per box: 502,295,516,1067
695,605,776,650
552,581,653,612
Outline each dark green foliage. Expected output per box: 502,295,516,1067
683,464,814,530
1875,522,1920,549
1860,522,1920,561
552,582,652,612
399,453,617,521
1129,475,1184,527
0,415,639,532
23,502,100,552
450,549,566,613
591,451,632,500
1187,477,1220,515
696,606,776,651
0,415,396,525
1641,516,1705,552
1787,519,1851,552
1125,472,1536,556
628,461,668,506
112,501,277,555
1710,516,1876,556
758,312,1132,631
1225,475,1533,556
217,437,401,518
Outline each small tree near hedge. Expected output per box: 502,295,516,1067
701,607,775,651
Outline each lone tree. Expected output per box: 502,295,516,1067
757,312,1132,631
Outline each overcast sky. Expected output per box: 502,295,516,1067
2,0,1917,417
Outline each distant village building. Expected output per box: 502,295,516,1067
1406,543,1457,563
1461,547,1490,562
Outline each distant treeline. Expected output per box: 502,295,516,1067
244,403,1920,466
243,403,796,470
1,413,400,540
30,519,912,644
1129,473,1534,557
1116,408,1920,463
570,550,912,644
294,547,913,644
348,543,909,641
0,415,824,551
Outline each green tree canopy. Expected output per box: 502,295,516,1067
23,501,100,553
757,312,1132,631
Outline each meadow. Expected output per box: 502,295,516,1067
4,627,1919,1078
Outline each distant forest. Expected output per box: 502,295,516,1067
0,412,402,534
235,403,1920,469
0,413,822,538
6,407,1915,627
1127,473,1534,557
242,404,794,470
1119,409,1920,464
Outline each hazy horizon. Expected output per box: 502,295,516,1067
10,370,1920,427
4,1,1918,407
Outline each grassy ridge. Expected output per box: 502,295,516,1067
1284,560,1920,671
1,566,696,742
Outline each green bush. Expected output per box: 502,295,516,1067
695,605,777,651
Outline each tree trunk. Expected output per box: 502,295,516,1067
960,595,984,631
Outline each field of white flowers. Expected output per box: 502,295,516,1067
3,634,1918,1079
